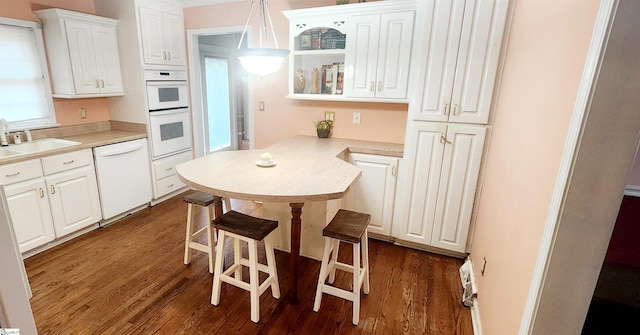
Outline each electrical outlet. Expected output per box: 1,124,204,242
324,111,335,121
79,108,86,119
352,111,361,124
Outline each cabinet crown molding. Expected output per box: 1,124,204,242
283,0,418,19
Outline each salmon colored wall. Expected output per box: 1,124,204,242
183,0,406,149
0,0,111,127
469,1,600,334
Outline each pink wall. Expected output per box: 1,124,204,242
469,0,600,334
183,0,406,149
0,0,111,126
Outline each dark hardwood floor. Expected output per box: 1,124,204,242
24,192,473,334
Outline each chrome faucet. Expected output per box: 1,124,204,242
0,118,9,146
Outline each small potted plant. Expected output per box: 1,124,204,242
314,119,333,138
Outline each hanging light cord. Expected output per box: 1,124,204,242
237,0,280,50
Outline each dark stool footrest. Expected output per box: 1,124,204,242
213,210,278,241
183,191,215,207
323,209,371,243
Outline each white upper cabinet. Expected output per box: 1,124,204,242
283,0,417,103
344,10,415,100
35,9,124,98
139,7,186,66
413,0,508,124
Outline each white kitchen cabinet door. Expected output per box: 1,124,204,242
65,20,100,95
92,24,123,94
430,125,486,252
415,0,507,124
46,166,102,238
345,10,415,100
163,12,186,66
4,179,55,253
139,7,166,65
393,122,447,245
345,153,398,237
139,7,186,66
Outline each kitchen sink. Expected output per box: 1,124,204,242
1,138,81,157
0,147,23,157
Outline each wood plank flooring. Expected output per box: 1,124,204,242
24,192,473,334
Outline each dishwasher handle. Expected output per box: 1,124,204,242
96,144,145,157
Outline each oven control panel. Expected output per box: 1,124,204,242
144,69,187,81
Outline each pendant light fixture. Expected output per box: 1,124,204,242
237,0,289,77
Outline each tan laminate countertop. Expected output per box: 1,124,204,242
0,130,147,165
176,135,403,203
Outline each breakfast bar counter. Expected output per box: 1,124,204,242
176,135,402,303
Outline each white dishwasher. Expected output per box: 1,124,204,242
93,139,152,221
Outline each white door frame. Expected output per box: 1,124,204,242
520,0,640,333
186,26,253,158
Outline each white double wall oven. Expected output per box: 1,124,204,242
145,69,192,160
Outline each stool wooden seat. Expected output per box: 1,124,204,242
183,191,231,273
211,210,280,323
313,209,371,325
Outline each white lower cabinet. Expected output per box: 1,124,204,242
1,149,102,253
4,178,55,253
393,122,486,253
345,153,398,238
151,151,192,199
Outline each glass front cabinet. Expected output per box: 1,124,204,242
283,0,417,103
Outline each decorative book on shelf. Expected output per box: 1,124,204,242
321,62,345,95
298,28,346,50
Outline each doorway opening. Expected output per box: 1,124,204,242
188,28,252,158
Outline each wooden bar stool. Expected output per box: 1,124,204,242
183,192,231,273
211,210,280,323
313,209,371,325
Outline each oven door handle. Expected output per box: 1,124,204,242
149,109,189,115
146,80,186,87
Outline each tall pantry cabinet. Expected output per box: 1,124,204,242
393,0,508,254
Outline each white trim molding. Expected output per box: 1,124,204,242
183,0,244,8
625,185,640,197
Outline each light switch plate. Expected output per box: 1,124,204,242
324,111,335,121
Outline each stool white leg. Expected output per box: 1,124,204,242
205,205,214,273
223,198,232,213
352,241,361,326
248,239,260,323
313,238,333,312
328,239,340,284
211,230,226,306
264,235,280,299
184,204,195,265
234,238,242,280
362,230,370,295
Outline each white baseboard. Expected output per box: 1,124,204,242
471,297,482,335
625,185,640,197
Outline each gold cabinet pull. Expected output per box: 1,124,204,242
63,160,75,165
95,79,100,88
165,167,173,171
101,79,105,88
444,103,450,115
377,81,382,92
5,171,20,177
50,185,56,195
167,183,174,188
167,52,171,60
370,81,375,92
440,133,452,145
40,188,45,198
453,104,460,115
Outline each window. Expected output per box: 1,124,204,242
0,17,56,131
